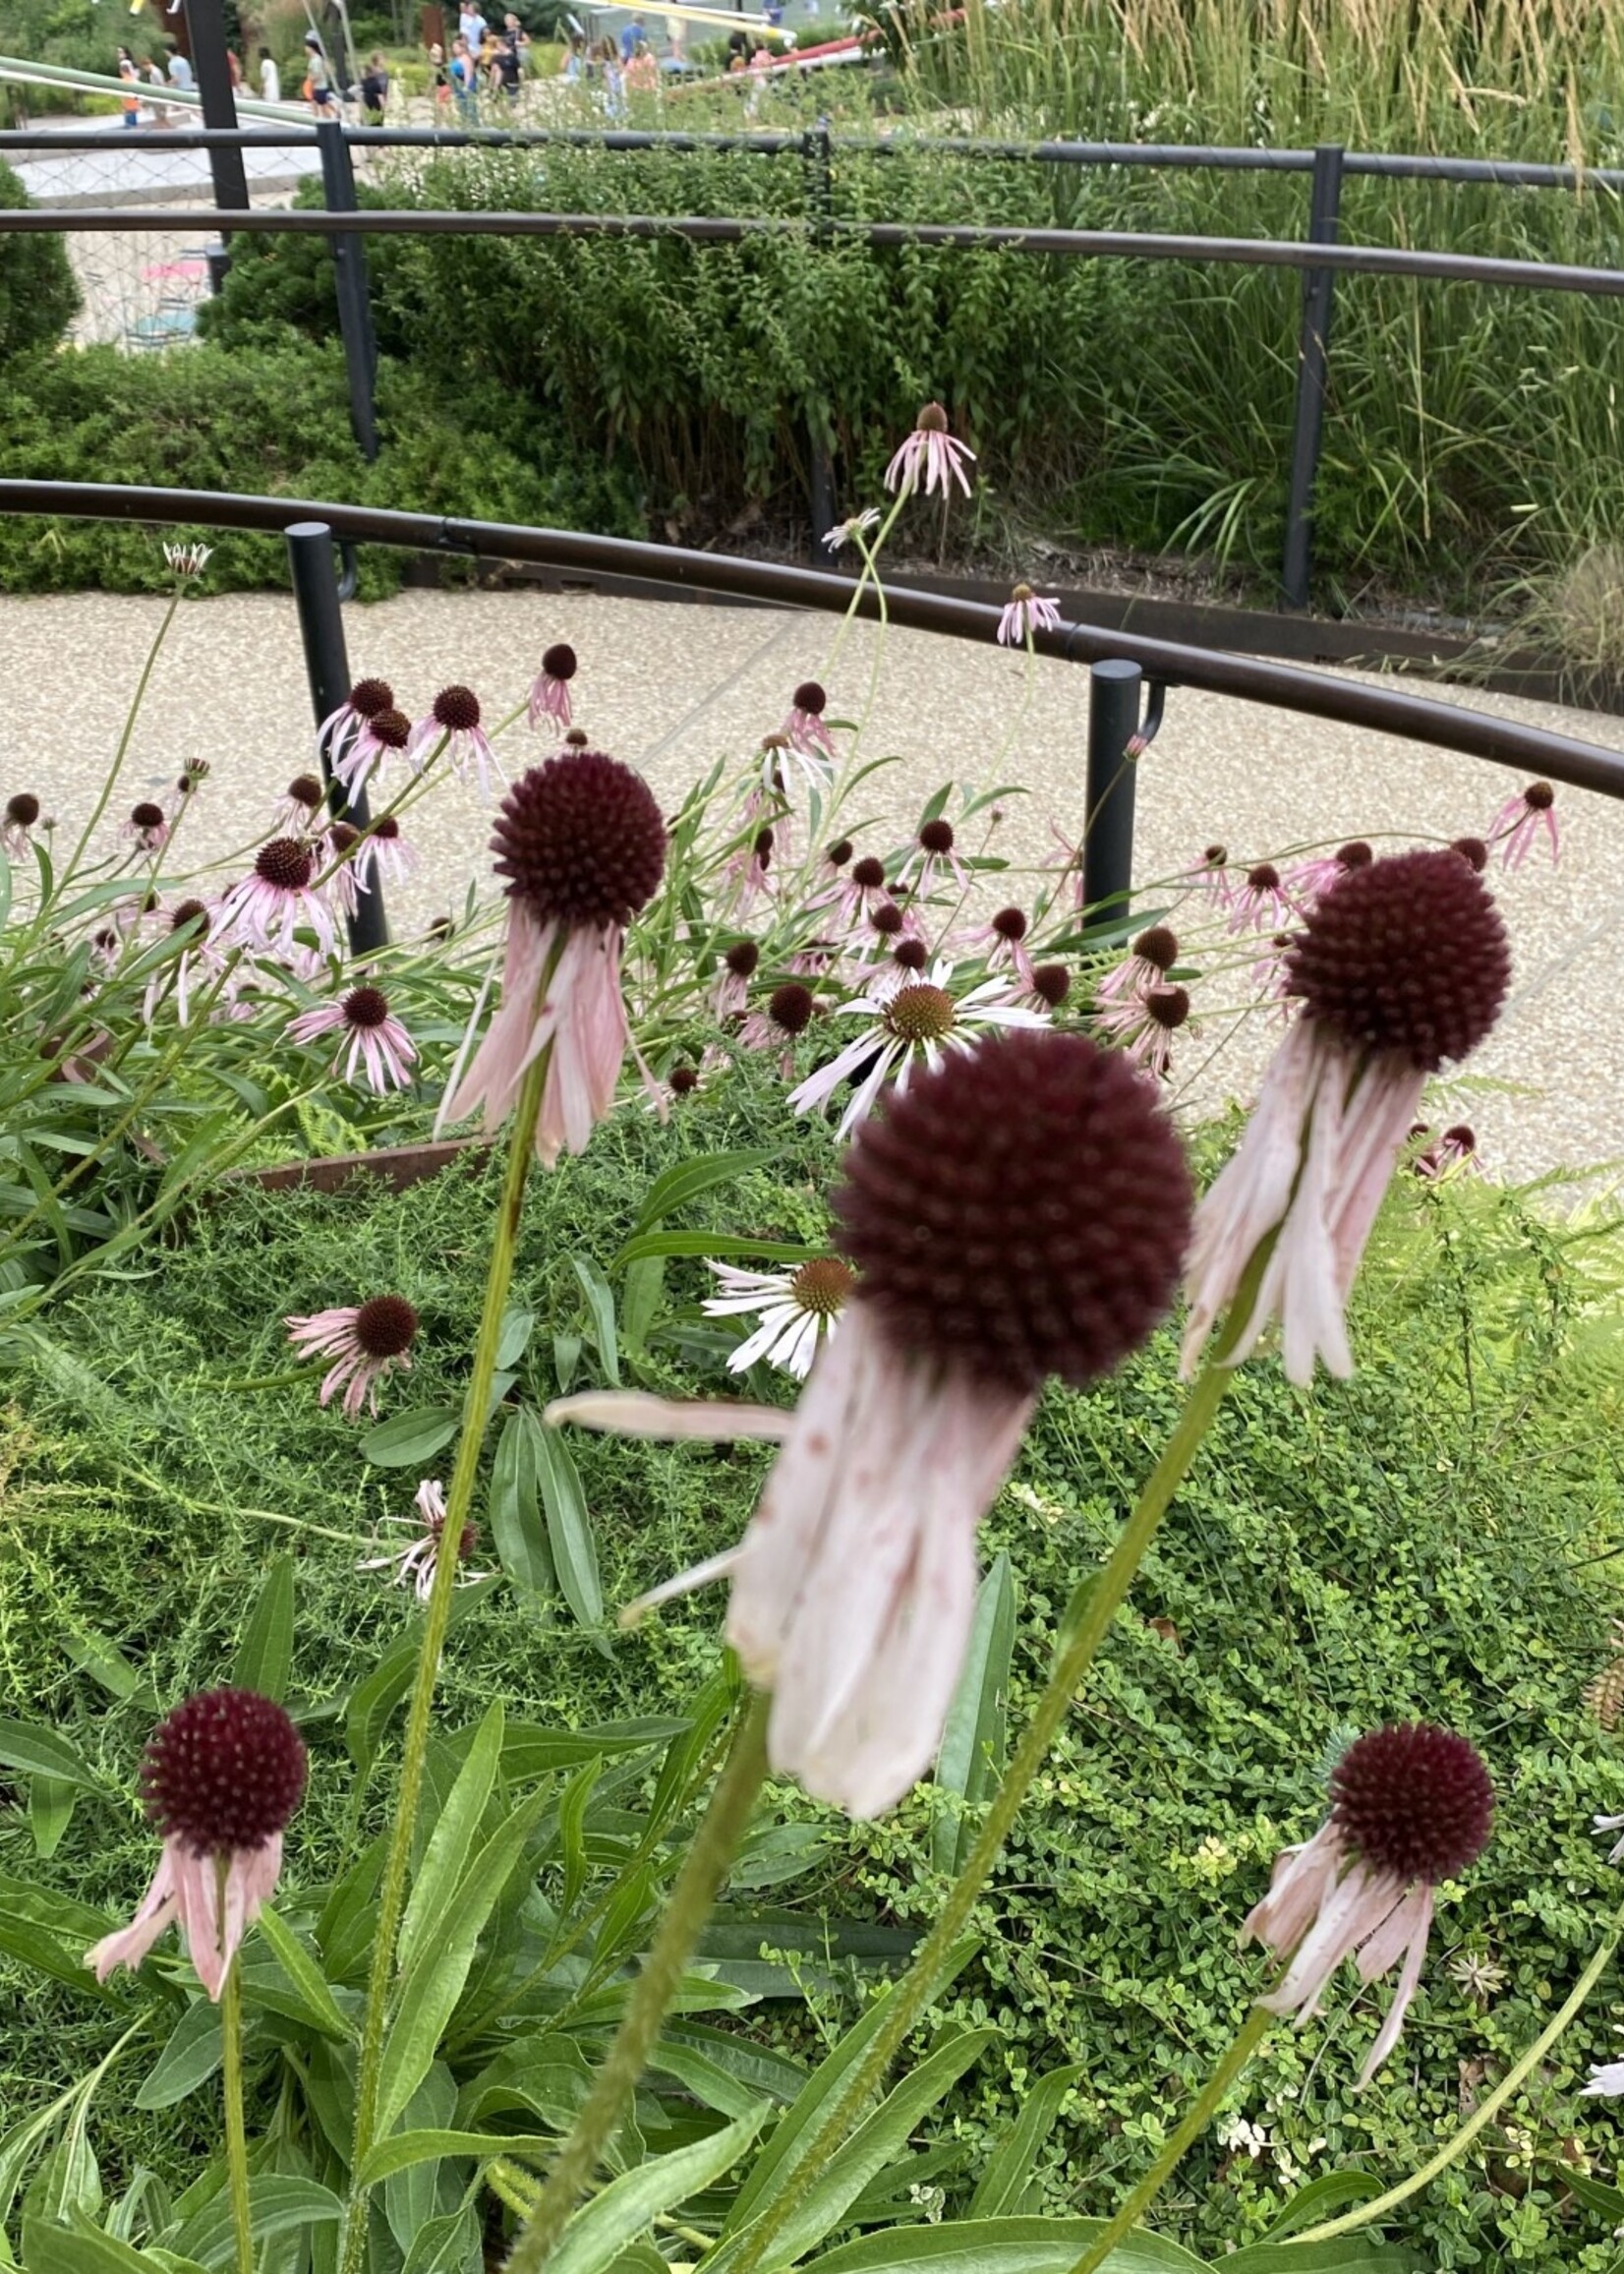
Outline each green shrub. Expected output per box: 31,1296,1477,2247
0,156,78,360
0,335,645,594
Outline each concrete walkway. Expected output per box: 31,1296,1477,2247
8,584,1621,1185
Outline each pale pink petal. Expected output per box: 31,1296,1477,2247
1357,1885,1431,2084
87,1846,181,1982
545,1390,793,1439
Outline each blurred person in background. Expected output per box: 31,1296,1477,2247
360,49,390,117
117,44,144,127
625,34,657,90
259,44,280,101
428,38,451,108
449,31,479,119
303,31,338,113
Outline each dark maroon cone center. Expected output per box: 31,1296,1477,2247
542,642,578,681
343,985,390,1030
894,939,928,970
1032,963,1071,1006
1203,844,1228,866
350,676,393,718
851,856,886,890
171,900,209,936
1451,837,1488,872
375,815,401,842
826,838,853,867
6,792,39,827
917,402,949,433
1286,846,1510,1071
992,906,1027,941
330,823,360,855
919,819,956,854
1247,862,1280,891
131,802,165,830
792,680,827,716
1331,1722,1494,1884
1336,841,1373,869
1133,924,1178,969
1523,780,1554,811
434,684,482,731
355,1292,418,1359
286,774,323,810
256,839,315,892
669,1065,699,1094
835,1029,1192,1394
373,708,411,750
141,1686,307,1855
1144,985,1189,1031
491,751,667,930
725,940,760,978
870,902,904,936
769,981,814,1035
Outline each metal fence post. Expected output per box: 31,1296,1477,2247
317,120,380,463
1082,659,1141,919
285,520,389,956
803,118,838,558
1281,142,1345,611
182,0,249,270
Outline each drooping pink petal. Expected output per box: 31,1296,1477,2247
87,1845,181,1983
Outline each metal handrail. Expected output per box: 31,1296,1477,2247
3,477,1620,797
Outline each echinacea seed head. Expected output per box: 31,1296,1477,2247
725,940,760,979
1011,581,1034,603
884,982,955,1045
542,643,578,681
851,855,887,890
992,906,1027,941
1337,841,1373,869
373,708,411,751
917,401,950,434
1247,862,1280,891
753,829,774,863
1443,1123,1477,1150
256,839,315,892
790,1256,854,1316
1144,985,1189,1031
330,823,360,855
870,902,905,937
826,838,853,867
1523,780,1555,811
893,938,928,970
919,818,956,854
171,900,208,937
1286,847,1510,1071
1031,962,1072,1007
1451,837,1488,872
131,802,165,830
769,981,814,1036
375,815,400,842
286,775,323,811
1203,845,1227,866
6,792,39,827
433,684,481,732
792,680,826,716
1330,1723,1494,1885
355,1294,418,1359
835,1030,1192,1394
491,751,666,929
564,729,590,748
1133,924,1178,969
349,677,393,718
342,986,390,1030
140,1687,307,1856
669,1065,699,1094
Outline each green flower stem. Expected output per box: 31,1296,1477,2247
340,1025,555,2274
58,589,182,898
1067,2006,1275,2274
1298,1912,1624,2245
218,1859,255,2274
725,1316,1251,2274
502,1690,773,2274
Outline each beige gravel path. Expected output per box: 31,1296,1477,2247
9,585,1622,1184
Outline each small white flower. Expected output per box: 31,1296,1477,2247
788,958,1047,1141
163,541,213,579
703,1257,853,1379
824,507,881,552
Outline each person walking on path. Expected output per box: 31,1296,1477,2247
145,54,171,128
360,49,390,118
303,32,338,115
165,43,195,112
259,45,280,102
428,38,451,110
458,1,489,61
117,45,144,128
449,33,479,121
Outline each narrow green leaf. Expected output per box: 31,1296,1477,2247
646,2038,768,2121
360,1406,459,1469
61,1633,145,1703
630,1147,783,1239
401,2206,483,2274
0,1720,100,1793
495,1307,535,1370
932,1553,1015,1876
619,1256,666,1358
967,2063,1086,2219
552,1331,582,1394
533,1418,603,1630
489,1407,553,1599
556,1756,602,1917
398,1701,504,1977
376,1787,551,2137
797,2216,1210,2272
231,1555,295,1702
1257,2174,1388,2246
253,1906,354,2043
29,1778,78,1861
570,1254,620,1386
20,2212,155,2274
613,1231,821,1270
1226,2242,1413,2273
547,2109,765,2274
355,2128,556,2187
134,2007,223,2112
345,1632,419,1775
167,2175,341,2267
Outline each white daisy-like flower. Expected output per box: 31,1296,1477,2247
357,1478,485,1603
703,1256,854,1379
787,958,1048,1140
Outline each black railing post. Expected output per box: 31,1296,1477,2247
1281,142,1345,611
182,0,249,282
285,519,388,957
1082,659,1141,919
317,120,379,463
803,118,838,558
